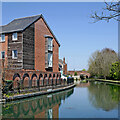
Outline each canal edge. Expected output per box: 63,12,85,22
3,84,76,102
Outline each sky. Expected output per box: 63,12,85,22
2,2,118,71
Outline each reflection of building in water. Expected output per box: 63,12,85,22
2,88,74,119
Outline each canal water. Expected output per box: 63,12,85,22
1,81,120,119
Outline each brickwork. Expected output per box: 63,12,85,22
63,57,67,75
0,15,60,89
4,69,61,89
0,34,8,68
34,17,59,72
68,71,90,78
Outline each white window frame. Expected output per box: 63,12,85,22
12,32,17,40
48,53,53,67
0,34,5,42
1,51,5,59
12,50,18,59
48,37,53,51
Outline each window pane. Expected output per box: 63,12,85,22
14,50,17,57
48,38,53,51
48,53,53,67
1,51,5,59
12,50,17,59
12,33,17,40
1,34,5,41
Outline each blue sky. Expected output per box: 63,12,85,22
2,2,118,70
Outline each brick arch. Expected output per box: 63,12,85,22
13,73,21,81
22,73,30,88
31,73,37,88
48,74,52,86
53,74,56,85
39,73,43,86
44,74,48,86
13,73,21,89
56,74,59,85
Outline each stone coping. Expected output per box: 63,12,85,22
87,79,120,86
3,84,76,102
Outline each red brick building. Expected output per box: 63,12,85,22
59,57,67,75
68,71,90,78
0,14,60,72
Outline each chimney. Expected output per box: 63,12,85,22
63,57,65,64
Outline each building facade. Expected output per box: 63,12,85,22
59,57,67,75
68,71,90,78
0,14,60,73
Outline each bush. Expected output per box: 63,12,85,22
74,72,77,76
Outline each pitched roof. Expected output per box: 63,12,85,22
0,14,41,34
0,14,60,46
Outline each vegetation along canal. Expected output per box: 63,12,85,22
1,81,119,119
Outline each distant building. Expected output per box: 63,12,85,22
59,57,67,75
68,71,90,78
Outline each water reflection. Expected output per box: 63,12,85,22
88,82,120,111
2,88,74,119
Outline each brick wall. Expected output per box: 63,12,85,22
0,34,8,68
34,17,59,72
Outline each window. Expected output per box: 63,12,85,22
48,53,53,67
0,34,5,42
1,51,5,59
48,37,53,51
12,50,17,59
12,33,17,40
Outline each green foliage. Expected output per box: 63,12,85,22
74,72,77,76
82,69,86,71
110,61,120,80
88,48,118,79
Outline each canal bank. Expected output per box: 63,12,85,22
1,82,119,119
3,84,75,102
87,79,120,86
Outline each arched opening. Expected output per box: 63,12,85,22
57,74,59,85
22,73,30,88
13,73,21,89
44,74,47,86
39,74,43,86
53,74,56,86
48,74,52,86
31,74,37,88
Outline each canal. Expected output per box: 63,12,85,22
1,81,120,119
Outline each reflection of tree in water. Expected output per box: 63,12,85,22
2,88,74,118
88,82,120,111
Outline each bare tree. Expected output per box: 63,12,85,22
91,1,120,22
88,48,118,79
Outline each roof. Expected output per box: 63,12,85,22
0,14,60,46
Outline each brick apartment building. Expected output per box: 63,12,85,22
0,14,60,73
59,57,67,75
